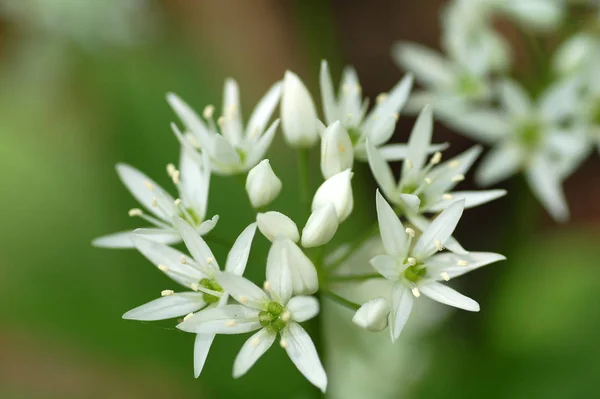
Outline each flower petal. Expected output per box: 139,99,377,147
389,283,413,342
311,169,354,222
123,293,205,321
166,93,214,148
402,105,433,178
440,109,510,144
370,254,401,280
281,323,328,393
366,139,397,198
134,228,182,245
179,147,210,220
225,223,257,275
413,200,465,260
427,189,507,212
498,79,532,118
281,71,320,147
92,230,136,248
320,60,339,125
475,142,523,186
116,163,174,220
266,241,293,305
425,251,506,280
525,155,569,222
177,305,261,334
196,215,219,235
194,334,216,378
406,212,468,255
375,190,409,258
286,296,320,322
222,78,244,145
301,203,339,248
256,211,300,242
173,217,219,274
392,42,455,87
245,119,280,169
378,142,449,161
246,82,282,138
216,272,269,310
419,282,480,311
233,328,276,378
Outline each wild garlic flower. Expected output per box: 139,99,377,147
366,106,506,218
352,297,390,332
168,79,281,175
245,159,282,208
281,71,321,148
320,60,414,161
371,192,505,341
123,217,257,377
177,253,327,392
443,78,589,221
92,149,217,248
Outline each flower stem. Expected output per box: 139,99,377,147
328,273,383,283
321,290,361,311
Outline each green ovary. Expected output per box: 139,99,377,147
199,278,223,304
404,264,426,283
259,301,287,333
517,120,541,149
456,73,484,98
181,207,203,227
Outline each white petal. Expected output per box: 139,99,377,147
256,211,299,242
301,203,339,248
233,328,276,378
131,235,205,287
179,146,210,220
375,190,409,258
92,230,136,248
419,282,480,311
177,305,261,334
426,145,483,200
500,0,564,30
286,296,320,323
311,169,354,222
320,60,339,125
389,283,413,342
413,200,465,260
222,78,244,145
266,241,293,305
425,251,506,280
320,121,354,179
391,42,455,87
281,323,327,393
538,77,581,123
370,254,401,280
246,82,282,138
225,223,257,275
525,155,569,222
123,293,205,321
399,193,421,214
281,71,319,147
352,297,390,332
427,189,507,212
246,159,282,208
366,139,397,198
134,228,182,245
245,119,280,169
279,239,319,295
207,134,241,166
402,105,433,177
476,142,523,186
378,142,449,161
216,272,268,310
406,212,468,255
498,79,532,118
173,217,219,274
116,163,174,220
196,215,219,235
194,334,216,378
166,93,214,147
440,109,510,144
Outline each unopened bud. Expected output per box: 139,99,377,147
246,159,282,208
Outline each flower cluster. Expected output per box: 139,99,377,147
94,57,507,389
394,0,599,222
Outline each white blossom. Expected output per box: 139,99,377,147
301,203,339,248
256,211,300,243
177,250,327,392
92,148,217,248
123,218,257,377
246,159,282,208
312,169,354,222
168,79,281,175
352,297,390,332
280,71,320,148
371,191,505,341
320,121,354,178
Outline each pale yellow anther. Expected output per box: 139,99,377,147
144,181,155,191
392,112,399,121
407,257,417,266
411,287,421,297
434,239,444,251
449,160,460,168
263,281,271,292
458,260,469,267
280,339,288,348
180,255,188,264
206,257,215,264
151,197,158,208
440,272,450,281
376,93,389,104
430,152,442,165
203,105,215,119
167,163,177,177
158,264,169,272
217,116,226,127
354,84,362,93
128,208,143,217
172,170,180,185
451,174,465,183
191,283,200,291
405,227,416,237
225,320,237,327
161,289,174,297
186,134,201,149
174,198,183,206
442,193,454,201
406,159,413,169
239,296,248,304
281,311,291,322
183,312,194,322
425,177,433,184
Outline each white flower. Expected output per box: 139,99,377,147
352,298,390,332
320,60,416,160
371,192,505,341
168,79,281,175
177,249,327,392
366,106,505,216
494,0,565,30
280,71,320,148
443,78,589,221
92,148,217,248
554,33,600,78
312,169,354,222
245,159,282,208
320,121,354,178
257,211,319,294
123,218,257,377
301,203,339,248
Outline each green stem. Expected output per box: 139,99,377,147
328,273,383,283
297,148,310,218
326,222,379,273
322,290,361,311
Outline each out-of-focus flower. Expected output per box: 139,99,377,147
352,297,390,332
246,159,282,208
301,203,339,248
124,219,257,377
442,78,589,221
320,121,354,179
169,79,281,175
177,258,327,392
371,192,504,341
92,149,217,248
281,71,321,148
312,169,354,223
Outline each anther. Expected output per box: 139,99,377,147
449,160,460,168
225,320,237,327
425,177,433,184
180,255,188,264
144,181,154,191
151,197,158,208
280,339,288,348
190,283,200,291
128,208,143,217
405,228,415,237
392,112,399,121
440,272,450,281
203,105,215,119
457,260,468,267
158,264,169,272
174,198,182,206
166,163,177,177
281,311,291,322
161,289,174,297
376,93,388,104
206,257,214,264
407,257,417,266
183,312,194,322
217,116,225,127
451,174,465,183
434,239,444,251
442,193,454,201
430,152,442,165
172,170,180,185
406,159,413,169
263,281,271,292
411,287,421,297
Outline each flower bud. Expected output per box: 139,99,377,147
257,211,299,243
301,203,339,248
280,71,320,148
352,297,390,332
312,169,353,222
245,159,282,208
268,238,318,295
321,121,354,179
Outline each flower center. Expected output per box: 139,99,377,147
199,278,223,304
258,301,288,333
403,263,426,283
516,119,542,150
180,207,203,227
455,73,484,98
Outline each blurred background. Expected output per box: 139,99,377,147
1,1,599,398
